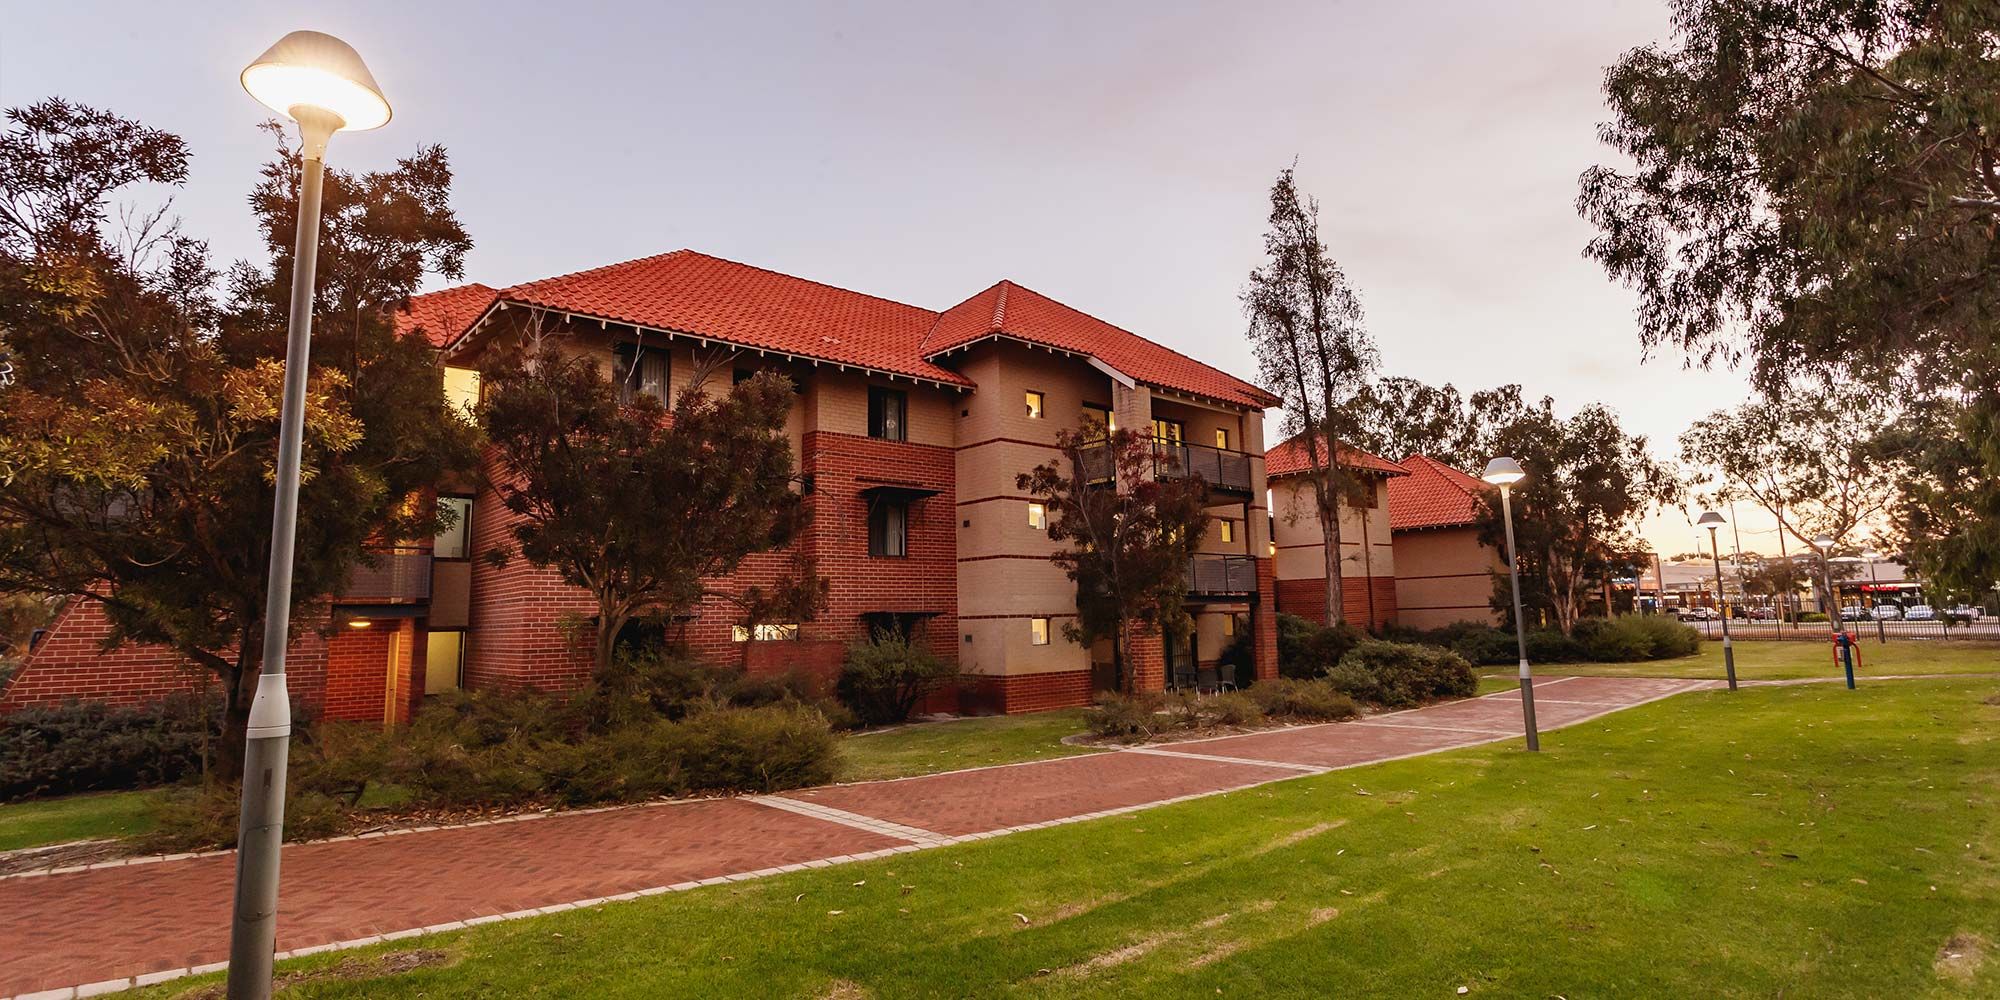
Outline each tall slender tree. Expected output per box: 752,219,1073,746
1678,392,1895,561
1244,167,1378,626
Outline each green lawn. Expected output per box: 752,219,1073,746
143,676,2000,998
0,789,160,852
838,709,1100,782
1481,638,2000,686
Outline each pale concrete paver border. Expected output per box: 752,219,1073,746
0,672,1832,999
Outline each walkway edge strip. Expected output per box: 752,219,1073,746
749,796,951,846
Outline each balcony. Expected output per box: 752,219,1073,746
1156,441,1253,495
338,545,432,604
1076,439,1254,496
1186,554,1257,599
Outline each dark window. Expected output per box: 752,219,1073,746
434,497,473,559
614,345,669,404
868,499,908,557
868,387,907,441
861,611,929,642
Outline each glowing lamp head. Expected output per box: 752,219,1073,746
1812,534,1835,550
1861,549,1881,561
1480,457,1525,486
241,31,391,132
1696,510,1725,528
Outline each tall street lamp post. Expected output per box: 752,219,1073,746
229,31,391,1000
1696,510,1737,690
1482,456,1538,751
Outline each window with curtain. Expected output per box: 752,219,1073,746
868,387,907,441
869,499,908,557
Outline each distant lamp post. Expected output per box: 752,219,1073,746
230,30,391,1000
1696,510,1737,690
1482,456,1538,751
1812,534,1840,630
1862,549,1886,643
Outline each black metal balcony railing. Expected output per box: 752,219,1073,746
339,545,432,604
1076,439,1253,495
1155,441,1253,494
1187,554,1257,597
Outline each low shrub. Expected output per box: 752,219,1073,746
142,781,348,852
1276,613,1364,679
1085,692,1162,742
837,632,960,726
1247,677,1358,721
1334,641,1476,708
1206,691,1266,727
1524,629,1587,664
1798,611,1829,623
671,703,841,792
1,694,216,801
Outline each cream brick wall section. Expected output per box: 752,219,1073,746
956,559,1073,616
957,617,1089,675
805,368,956,447
1392,526,1503,628
1271,476,1396,581
1193,606,1251,664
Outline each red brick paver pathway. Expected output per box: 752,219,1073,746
0,675,1711,998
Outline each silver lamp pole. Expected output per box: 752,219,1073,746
1482,457,1537,751
1697,510,1736,690
230,31,392,1000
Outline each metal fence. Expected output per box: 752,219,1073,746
339,546,432,604
1684,615,1998,641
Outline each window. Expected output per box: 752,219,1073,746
1220,520,1235,543
1082,403,1116,438
614,345,669,404
424,630,465,695
442,366,481,418
434,497,472,559
1222,614,1237,638
868,387,907,441
1024,390,1045,419
1027,502,1046,529
732,623,800,642
869,499,908,557
1214,428,1230,450
1029,617,1050,645
1152,418,1184,443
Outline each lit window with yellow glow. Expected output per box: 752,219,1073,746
443,366,481,418
731,623,800,642
1220,521,1235,543
1027,502,1046,529
1029,617,1050,645
1025,391,1045,419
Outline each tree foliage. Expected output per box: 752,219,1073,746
478,335,823,675
1678,391,1895,556
1017,429,1212,692
1349,377,1537,471
1582,0,2000,591
1244,166,1378,624
0,100,477,773
1478,398,1679,632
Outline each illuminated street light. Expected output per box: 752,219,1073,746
229,30,392,1000
1482,457,1538,751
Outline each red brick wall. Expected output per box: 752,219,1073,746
321,624,392,724
965,669,1092,714
1253,557,1280,680
0,597,336,717
462,450,597,694
1273,575,1400,632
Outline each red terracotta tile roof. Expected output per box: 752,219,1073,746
1388,454,1492,532
924,280,1281,409
394,282,496,347
429,251,1276,405
453,251,971,387
1264,434,1407,478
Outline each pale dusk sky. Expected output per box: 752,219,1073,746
4,0,1775,556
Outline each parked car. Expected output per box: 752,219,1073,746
1904,605,1936,621
1839,605,1871,622
1748,607,1779,621
1871,605,1903,620
1949,605,1984,619
1677,607,1719,622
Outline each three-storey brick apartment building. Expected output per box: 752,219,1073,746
3,250,1298,721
